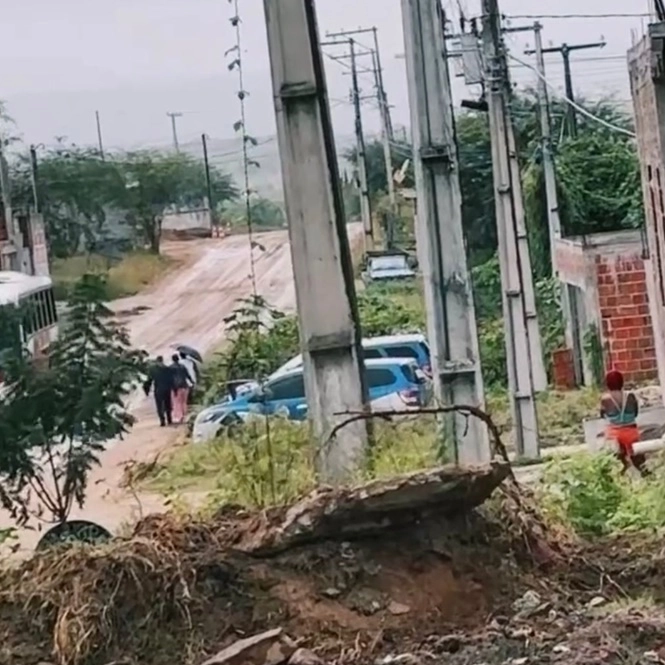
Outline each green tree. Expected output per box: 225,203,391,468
0,274,147,527
223,195,286,229
116,150,237,253
11,146,239,258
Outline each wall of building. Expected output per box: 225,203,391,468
555,231,658,385
629,23,665,397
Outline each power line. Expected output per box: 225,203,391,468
504,13,650,20
508,52,636,137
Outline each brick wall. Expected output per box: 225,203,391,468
596,253,657,383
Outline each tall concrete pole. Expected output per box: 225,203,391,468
167,111,182,152
482,0,540,459
95,110,105,160
532,24,576,362
349,38,374,248
372,50,397,211
262,0,370,482
402,0,488,464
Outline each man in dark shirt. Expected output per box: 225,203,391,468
143,355,174,426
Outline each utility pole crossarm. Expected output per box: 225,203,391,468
523,39,605,137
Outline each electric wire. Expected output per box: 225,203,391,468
507,52,636,138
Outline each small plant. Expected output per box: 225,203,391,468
584,323,605,387
0,274,147,529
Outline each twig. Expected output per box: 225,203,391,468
326,404,513,476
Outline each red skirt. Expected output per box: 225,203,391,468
605,423,640,458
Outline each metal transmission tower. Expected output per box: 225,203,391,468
262,0,370,483
166,111,183,151
525,40,605,137
481,0,541,459
401,0,488,464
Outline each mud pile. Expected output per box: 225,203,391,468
0,465,664,665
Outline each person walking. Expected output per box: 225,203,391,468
179,351,199,404
143,355,175,427
170,353,193,424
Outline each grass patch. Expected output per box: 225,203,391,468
487,386,601,450
540,450,665,536
142,415,439,508
52,251,174,301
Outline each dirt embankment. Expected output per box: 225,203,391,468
2,469,665,665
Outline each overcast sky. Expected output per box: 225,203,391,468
0,0,653,153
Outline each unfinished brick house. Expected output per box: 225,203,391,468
555,231,657,387
628,22,665,395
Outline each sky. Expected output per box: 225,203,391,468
0,0,654,157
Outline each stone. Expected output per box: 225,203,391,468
512,590,542,615
289,648,325,665
388,600,411,616
200,628,296,665
588,596,606,608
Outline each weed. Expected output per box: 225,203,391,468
540,451,665,536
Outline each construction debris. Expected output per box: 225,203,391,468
235,462,511,555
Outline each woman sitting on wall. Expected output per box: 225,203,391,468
600,369,648,476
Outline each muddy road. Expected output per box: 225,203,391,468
3,226,361,553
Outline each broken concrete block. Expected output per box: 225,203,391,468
237,462,511,555
200,628,296,665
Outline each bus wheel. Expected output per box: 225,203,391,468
36,520,112,551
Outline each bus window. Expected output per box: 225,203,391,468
36,290,47,331
46,288,57,326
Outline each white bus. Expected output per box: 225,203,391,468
0,271,58,361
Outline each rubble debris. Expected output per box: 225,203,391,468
237,463,511,555
387,600,411,615
200,628,296,665
288,648,324,665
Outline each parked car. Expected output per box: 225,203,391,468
192,357,430,444
361,250,416,284
264,332,431,382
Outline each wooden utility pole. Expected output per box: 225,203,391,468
349,38,374,248
482,0,540,459
402,0,488,464
262,0,370,482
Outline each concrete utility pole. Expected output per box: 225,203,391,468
527,23,576,366
167,112,183,152
402,0,488,464
349,38,374,248
201,133,214,221
327,26,393,139
29,145,39,213
323,32,396,213
525,40,605,137
482,0,540,459
95,110,105,160
262,0,370,482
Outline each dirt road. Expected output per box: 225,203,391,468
2,230,321,552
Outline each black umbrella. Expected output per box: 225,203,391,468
174,344,203,363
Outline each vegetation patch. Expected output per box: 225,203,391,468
52,251,175,300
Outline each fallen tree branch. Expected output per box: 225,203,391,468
325,404,513,479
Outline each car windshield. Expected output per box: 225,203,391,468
370,256,408,271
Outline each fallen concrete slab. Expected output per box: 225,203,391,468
236,462,511,555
